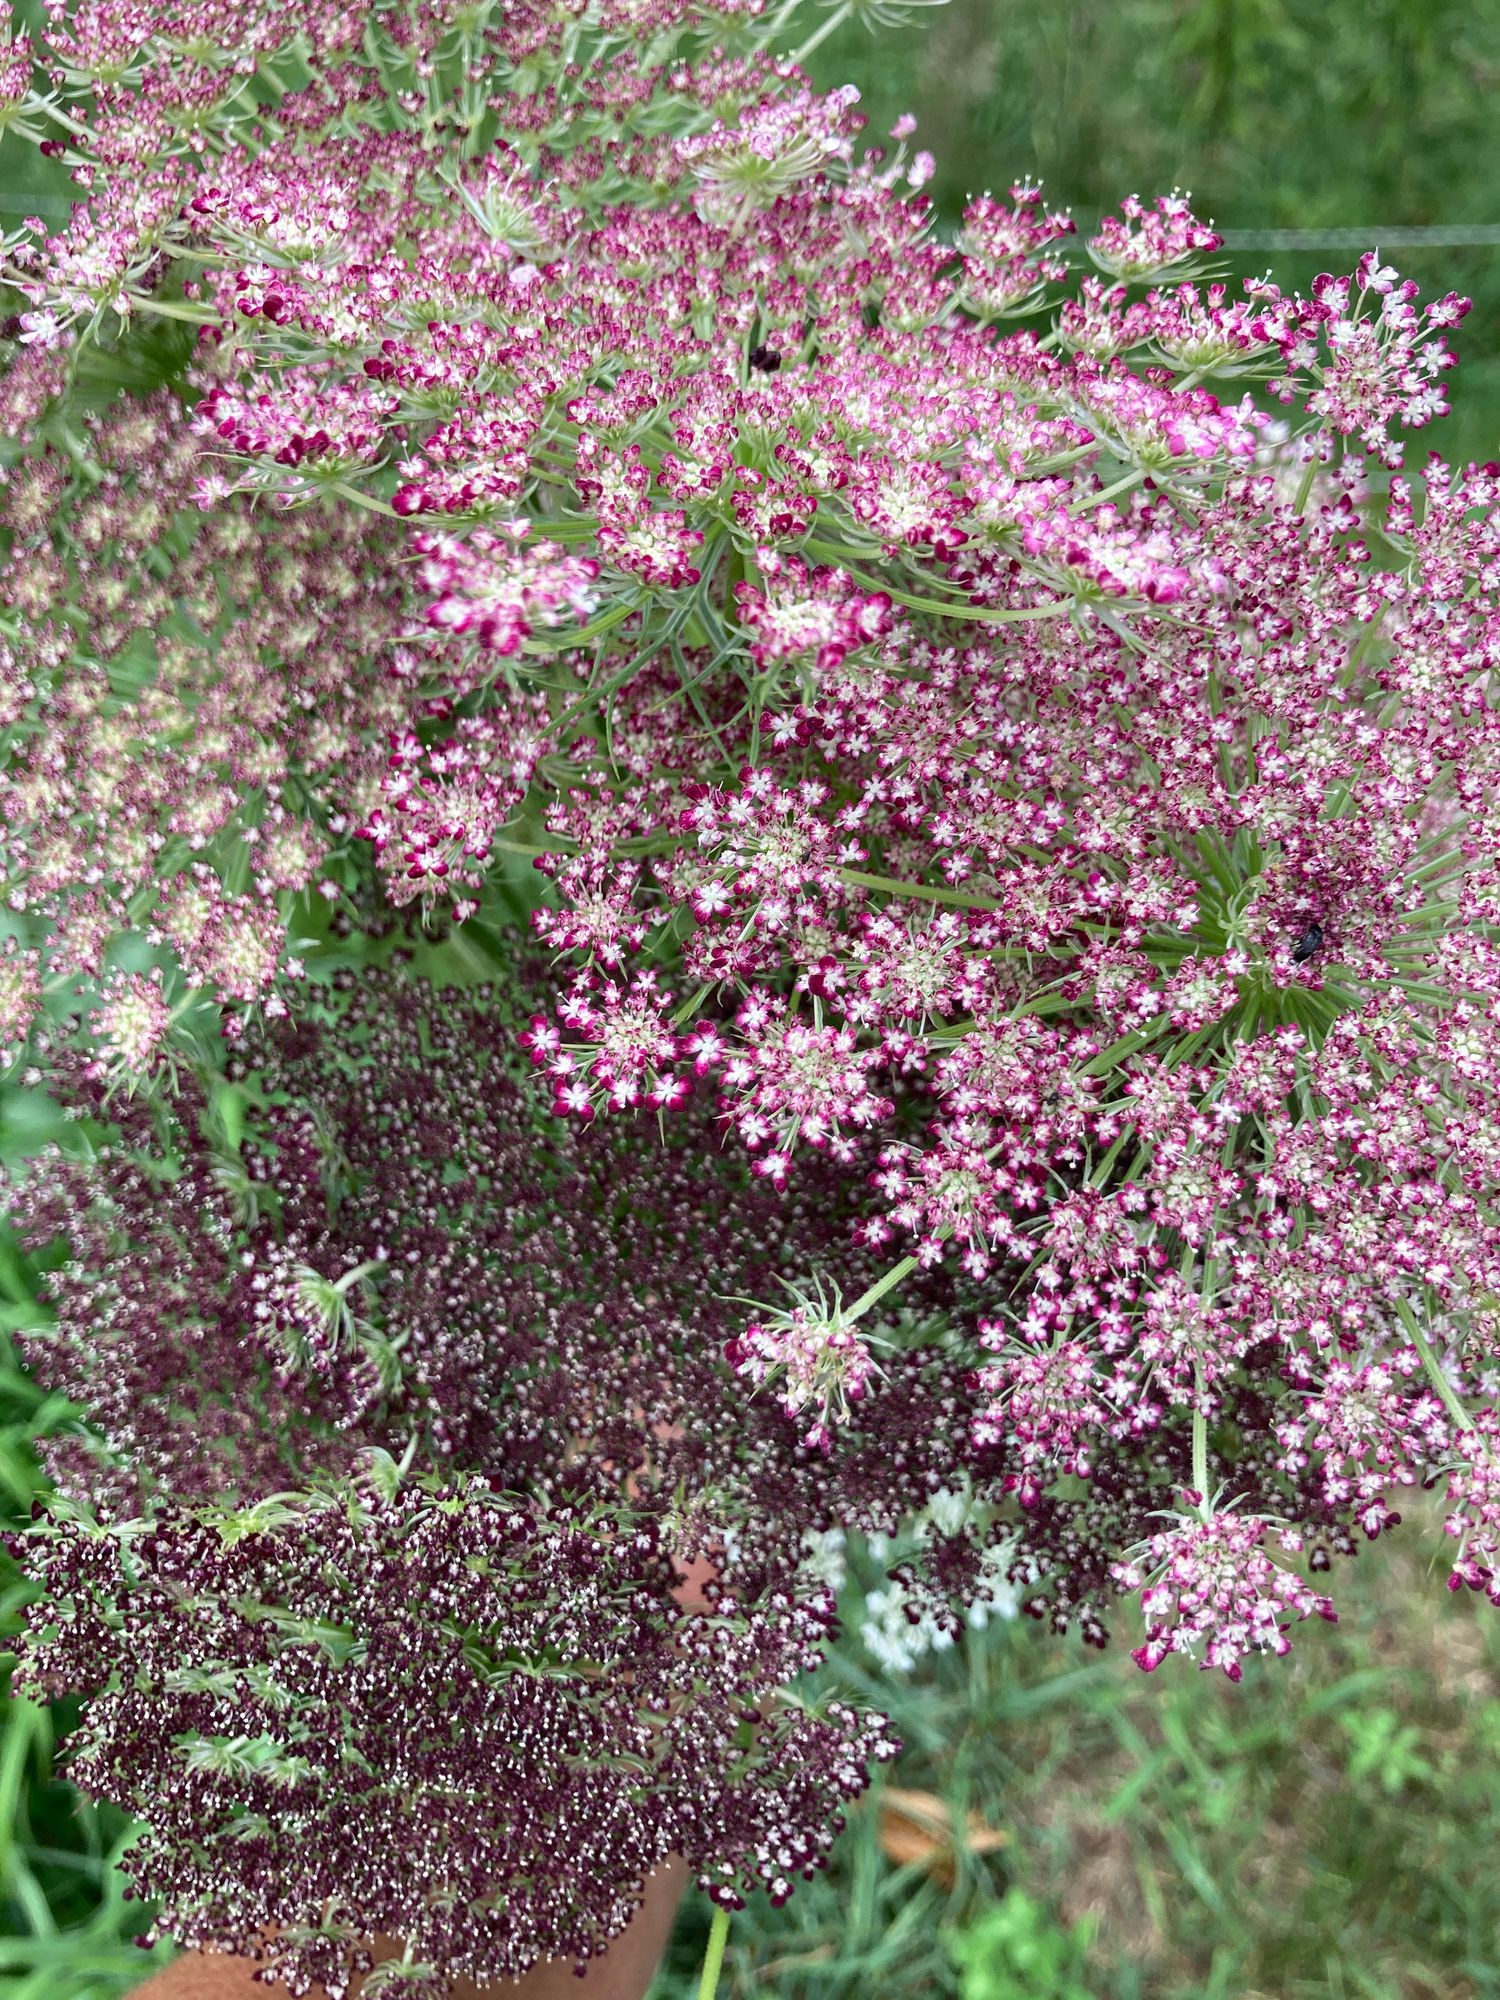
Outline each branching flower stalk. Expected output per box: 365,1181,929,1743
0,0,1499,1991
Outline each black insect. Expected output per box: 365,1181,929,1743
1292,922,1324,965
747,343,782,373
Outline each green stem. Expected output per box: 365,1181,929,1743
1339,605,1389,683
1394,1298,1474,1435
328,481,401,519
1086,1125,1138,1190
804,543,1073,625
1072,467,1145,517
672,982,712,1029
756,0,805,46
333,1258,384,1295
1191,1377,1210,1513
525,594,641,656
1079,1019,1171,1079
839,868,999,912
125,291,222,324
39,101,93,140
696,1905,732,2000
491,835,575,858
789,3,850,66
845,1253,920,1324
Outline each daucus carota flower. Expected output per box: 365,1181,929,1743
726,1281,882,1451
1116,1511,1337,1683
415,528,601,653
675,85,866,219
0,394,419,1059
957,182,1076,317
7,964,970,1990
1087,191,1223,283
86,967,172,1079
734,556,894,678
356,698,552,905
2,0,1499,1984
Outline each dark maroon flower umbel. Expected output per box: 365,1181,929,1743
7,967,984,1992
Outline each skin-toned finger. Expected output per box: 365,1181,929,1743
672,1550,718,1611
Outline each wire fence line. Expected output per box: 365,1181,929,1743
1040,216,1500,254
1218,225,1500,252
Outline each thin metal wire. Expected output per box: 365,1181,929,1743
1218,224,1500,251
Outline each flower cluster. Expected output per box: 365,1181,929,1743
1264,252,1469,464
356,698,552,909
1087,191,1223,282
0,394,414,1060
2,0,1500,1983
1115,1514,1338,1683
9,965,982,1990
725,1284,881,1451
18,1484,892,1993
415,529,601,656
958,182,1077,318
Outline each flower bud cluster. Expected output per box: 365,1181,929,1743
8,966,958,1989
2,0,1499,1980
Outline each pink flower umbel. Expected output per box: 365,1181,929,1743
1116,1511,1336,1681
2,0,1499,1987
725,1280,882,1452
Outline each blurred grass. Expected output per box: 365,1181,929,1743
3,0,1500,1992
651,1518,1500,1999
806,0,1500,466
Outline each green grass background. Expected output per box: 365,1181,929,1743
4,0,1500,1992
811,0,1500,469
650,1522,1500,1999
